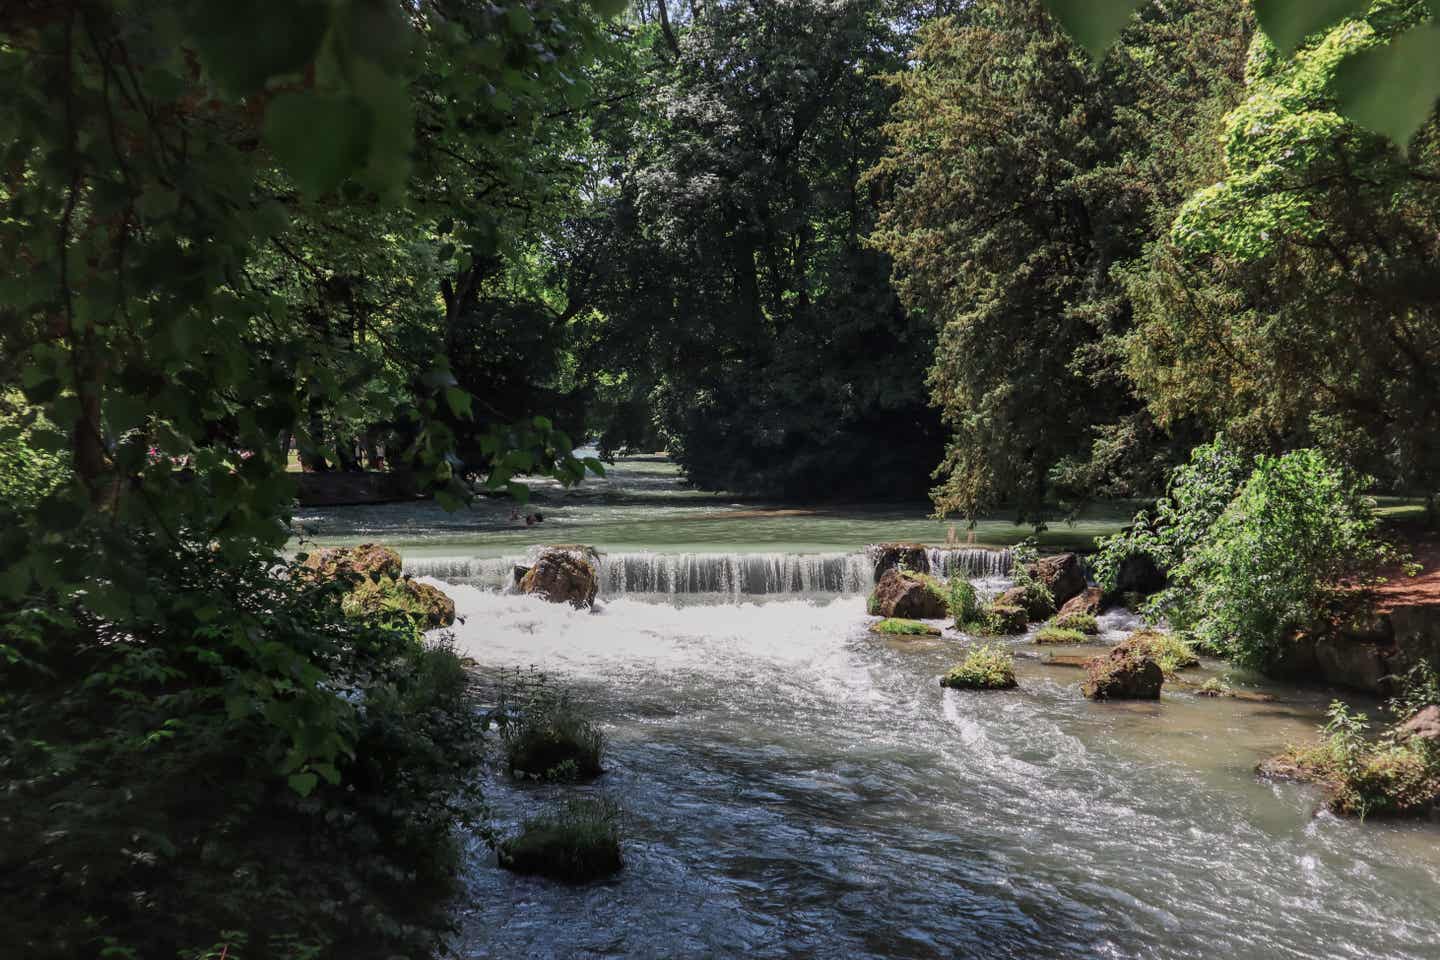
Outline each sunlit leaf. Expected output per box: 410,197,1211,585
1038,0,1145,61
1333,25,1440,152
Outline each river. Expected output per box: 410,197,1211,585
296,455,1440,960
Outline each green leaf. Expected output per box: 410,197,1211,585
1253,0,1368,55
1333,25,1440,151
190,0,332,97
288,771,319,797
1038,0,1145,61
590,0,629,18
444,386,473,419
264,92,373,196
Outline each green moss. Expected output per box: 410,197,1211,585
870,618,941,636
1127,628,1199,674
1035,626,1087,645
867,593,881,616
941,644,1018,690
497,797,623,883
1196,676,1231,697
504,692,604,782
1052,612,1098,635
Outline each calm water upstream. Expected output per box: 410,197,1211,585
298,456,1440,960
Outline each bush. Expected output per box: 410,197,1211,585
1053,612,1099,635
503,689,605,782
1268,702,1440,819
947,577,982,626
1035,626,1088,645
497,797,624,883
941,644,1018,690
1166,450,1394,667
983,603,1029,635
0,530,486,960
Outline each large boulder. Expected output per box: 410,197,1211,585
996,585,1055,622
343,575,457,628
519,547,600,608
1113,550,1166,596
300,543,402,583
1026,553,1086,608
1059,587,1103,618
869,542,931,579
1082,637,1164,700
868,569,948,619
1397,705,1440,744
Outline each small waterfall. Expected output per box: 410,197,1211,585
923,546,1014,578
405,550,875,597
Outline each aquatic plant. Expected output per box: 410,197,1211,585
941,644,1018,690
498,797,624,883
1035,626,1088,646
871,618,941,637
1126,629,1198,675
946,577,982,627
503,690,605,782
1052,612,1099,635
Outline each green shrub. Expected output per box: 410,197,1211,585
1196,676,1231,697
941,644,1018,690
503,689,605,782
871,617,941,636
1388,659,1440,720
983,603,1029,635
498,797,624,883
1270,702,1440,819
1035,626,1087,645
1051,612,1098,635
1167,450,1394,667
947,577,982,626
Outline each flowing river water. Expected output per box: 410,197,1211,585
294,456,1440,960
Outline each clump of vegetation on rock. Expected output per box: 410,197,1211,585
503,689,605,783
870,618,941,637
1035,626,1088,646
1126,629,1199,675
869,568,950,619
982,603,1029,636
342,575,456,630
498,797,624,883
1052,612,1099,635
941,644,1018,690
1262,701,1440,819
1196,677,1231,698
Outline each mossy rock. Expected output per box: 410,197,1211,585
984,603,1029,635
341,575,456,629
300,543,403,583
1035,626,1088,646
870,618,941,637
941,645,1018,690
1126,628,1198,673
519,547,599,608
1052,612,1099,635
868,569,949,619
497,798,623,883
1082,636,1164,700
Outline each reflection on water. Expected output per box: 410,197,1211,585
447,588,1440,960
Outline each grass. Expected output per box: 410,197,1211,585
947,577,982,626
1035,626,1088,645
1126,628,1199,674
941,644,1018,690
503,691,605,782
982,603,1028,636
870,618,941,636
497,797,624,883
1052,612,1098,635
1196,676,1231,698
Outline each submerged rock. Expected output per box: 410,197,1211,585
869,542,931,579
1026,553,1086,608
869,569,948,619
520,547,600,608
1059,587,1103,618
1082,637,1164,700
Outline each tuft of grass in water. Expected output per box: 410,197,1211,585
502,689,604,782
497,797,623,883
870,618,941,636
1196,676,1231,698
941,644,1018,690
947,578,982,627
1127,628,1198,674
1035,626,1088,645
1052,612,1098,635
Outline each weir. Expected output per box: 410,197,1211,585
403,546,1013,596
